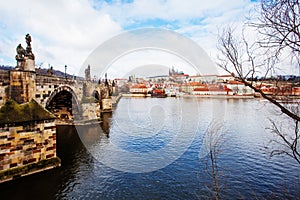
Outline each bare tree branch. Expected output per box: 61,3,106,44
217,0,300,165
252,0,300,60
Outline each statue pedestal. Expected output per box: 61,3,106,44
16,59,25,70
9,70,36,104
24,58,35,71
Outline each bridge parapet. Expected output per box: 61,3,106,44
35,74,84,108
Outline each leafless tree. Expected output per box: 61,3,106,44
217,0,300,164
254,0,300,62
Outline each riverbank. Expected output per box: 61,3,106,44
122,93,151,97
180,94,255,99
121,93,255,99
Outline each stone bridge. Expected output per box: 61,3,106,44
0,69,112,123
0,33,119,182
0,33,116,124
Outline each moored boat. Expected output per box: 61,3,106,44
151,89,167,98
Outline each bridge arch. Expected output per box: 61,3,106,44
46,85,82,121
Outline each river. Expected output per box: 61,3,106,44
0,97,299,199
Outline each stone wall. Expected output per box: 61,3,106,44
81,103,101,121
0,119,57,172
0,86,8,106
0,70,10,107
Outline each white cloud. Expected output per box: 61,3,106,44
91,0,258,76
0,0,259,75
97,0,254,24
0,0,121,74
173,1,258,73
105,49,198,79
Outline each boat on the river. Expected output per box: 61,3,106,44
151,89,167,98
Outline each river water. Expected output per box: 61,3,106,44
0,97,299,199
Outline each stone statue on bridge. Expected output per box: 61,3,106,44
25,33,35,60
25,34,31,48
15,33,35,71
15,44,26,61
15,44,26,70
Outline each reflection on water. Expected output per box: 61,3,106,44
0,98,299,199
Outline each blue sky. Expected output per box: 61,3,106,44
0,0,261,77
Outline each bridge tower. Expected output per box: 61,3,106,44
10,33,36,103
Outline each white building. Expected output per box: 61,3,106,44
129,84,148,94
225,81,254,95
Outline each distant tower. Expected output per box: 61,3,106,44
172,66,175,76
10,33,36,103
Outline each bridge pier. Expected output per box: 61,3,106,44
0,99,61,183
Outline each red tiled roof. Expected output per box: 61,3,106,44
227,80,244,85
131,84,147,89
194,88,209,91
